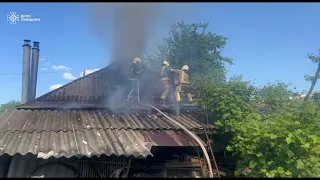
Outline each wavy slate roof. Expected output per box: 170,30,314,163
0,109,213,133
0,109,212,158
0,129,203,159
1,62,212,159
0,129,152,158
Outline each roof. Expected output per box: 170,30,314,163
2,62,214,159
35,62,160,102
36,67,109,101
0,109,213,158
0,109,213,133
0,129,152,158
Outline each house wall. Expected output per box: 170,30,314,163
7,154,130,178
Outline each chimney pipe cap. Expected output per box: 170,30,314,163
23,39,31,46
32,41,40,48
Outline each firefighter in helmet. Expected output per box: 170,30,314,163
172,65,193,103
160,60,173,104
127,57,144,102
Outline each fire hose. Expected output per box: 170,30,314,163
135,81,215,178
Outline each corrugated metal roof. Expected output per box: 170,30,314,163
0,109,214,133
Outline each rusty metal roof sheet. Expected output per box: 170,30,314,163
135,130,204,147
0,109,214,133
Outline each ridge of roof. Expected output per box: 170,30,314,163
35,64,113,101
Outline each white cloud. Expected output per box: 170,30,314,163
63,72,77,80
80,69,100,77
49,84,63,90
40,58,46,61
52,65,71,71
40,68,47,71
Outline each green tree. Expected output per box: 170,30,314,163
197,76,260,151
304,49,320,101
198,79,320,177
227,101,320,178
148,20,320,178
254,82,293,109
0,100,20,116
145,21,233,82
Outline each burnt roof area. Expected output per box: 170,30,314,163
0,62,215,159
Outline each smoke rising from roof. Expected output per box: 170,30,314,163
86,3,194,110
87,3,162,75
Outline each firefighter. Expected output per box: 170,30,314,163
160,60,173,104
127,57,144,102
172,65,193,103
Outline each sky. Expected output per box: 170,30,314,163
0,2,320,104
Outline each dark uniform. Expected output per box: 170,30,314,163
127,58,144,102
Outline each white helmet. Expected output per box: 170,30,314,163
162,60,169,66
133,57,141,63
182,65,189,71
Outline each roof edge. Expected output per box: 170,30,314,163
35,64,114,101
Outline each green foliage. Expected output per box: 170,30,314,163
312,92,320,103
304,49,320,100
307,49,320,64
145,21,232,81
147,20,320,178
304,75,318,82
198,79,320,177
228,75,255,102
254,82,293,108
197,77,260,133
229,101,320,178
0,100,20,116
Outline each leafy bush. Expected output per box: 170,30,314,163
312,92,320,103
254,82,293,108
198,79,320,178
229,101,320,178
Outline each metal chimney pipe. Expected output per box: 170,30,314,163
30,41,40,101
21,40,31,104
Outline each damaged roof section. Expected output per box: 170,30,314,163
0,109,212,159
3,60,214,160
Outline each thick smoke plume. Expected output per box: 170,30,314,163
87,3,163,111
87,3,162,75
